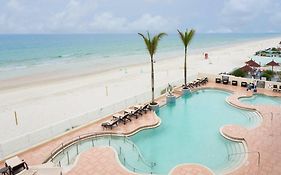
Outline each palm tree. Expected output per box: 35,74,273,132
138,32,167,105
177,29,195,88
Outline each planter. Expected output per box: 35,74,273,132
150,103,159,112
182,88,191,96
166,94,176,104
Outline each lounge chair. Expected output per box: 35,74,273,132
197,78,207,85
133,104,152,114
232,80,238,86
222,76,229,84
101,117,119,129
203,77,208,84
215,78,221,83
124,107,140,119
272,85,278,92
241,82,247,87
131,105,145,117
187,82,194,88
5,156,29,175
194,80,201,87
141,104,152,113
132,104,152,115
113,113,131,124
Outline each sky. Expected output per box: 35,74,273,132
0,0,280,34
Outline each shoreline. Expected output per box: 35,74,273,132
1,35,280,91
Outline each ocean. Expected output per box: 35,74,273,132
0,33,280,80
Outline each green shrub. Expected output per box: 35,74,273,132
263,70,274,76
231,68,246,77
261,72,272,81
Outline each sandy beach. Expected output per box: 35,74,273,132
0,36,281,158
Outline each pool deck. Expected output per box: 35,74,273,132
1,82,281,175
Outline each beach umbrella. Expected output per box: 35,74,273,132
245,59,260,68
266,60,279,71
239,65,253,72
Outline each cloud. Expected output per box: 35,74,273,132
89,12,127,32
0,0,280,33
219,0,281,32
48,0,100,32
89,13,178,33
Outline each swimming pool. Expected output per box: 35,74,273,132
51,89,261,174
240,94,281,105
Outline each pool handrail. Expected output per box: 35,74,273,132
44,132,156,172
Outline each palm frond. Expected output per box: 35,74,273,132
138,32,153,58
151,32,167,56
177,29,195,48
138,32,166,58
177,29,187,47
186,29,195,46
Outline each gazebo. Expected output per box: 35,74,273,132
239,65,253,72
266,60,279,71
245,59,260,68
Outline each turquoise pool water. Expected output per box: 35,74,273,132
130,89,260,174
52,89,261,174
240,94,281,105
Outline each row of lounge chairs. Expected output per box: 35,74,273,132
216,77,281,92
216,77,248,87
183,77,208,89
216,78,253,87
101,104,151,129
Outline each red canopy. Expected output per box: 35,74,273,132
266,60,279,71
245,59,260,67
239,65,253,72
266,60,279,66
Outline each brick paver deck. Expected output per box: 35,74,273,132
1,81,281,175
170,164,214,175
66,147,135,175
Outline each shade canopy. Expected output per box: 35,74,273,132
266,60,279,67
245,59,260,67
239,65,253,72
266,60,279,71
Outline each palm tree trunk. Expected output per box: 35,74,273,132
184,47,187,86
151,56,155,104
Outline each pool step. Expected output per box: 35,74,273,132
242,111,262,129
217,141,245,174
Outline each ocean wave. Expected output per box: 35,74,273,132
0,65,28,72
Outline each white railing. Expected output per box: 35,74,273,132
198,72,281,90
0,74,197,160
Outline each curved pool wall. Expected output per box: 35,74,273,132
239,94,281,105
51,89,262,174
